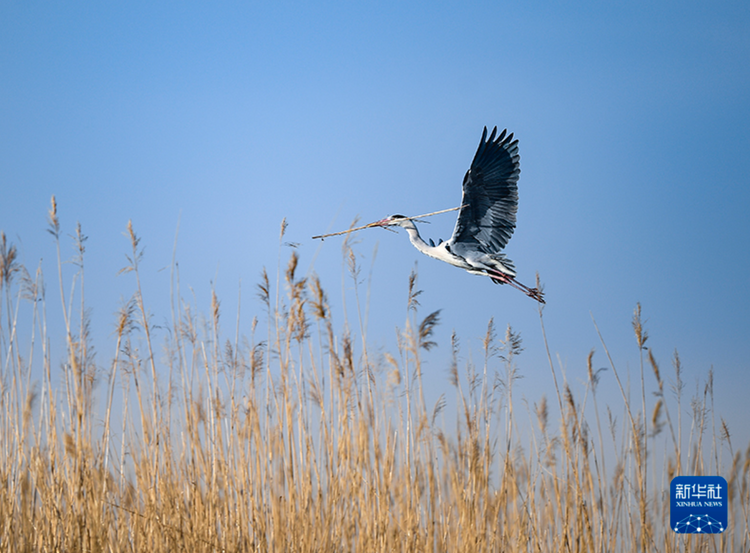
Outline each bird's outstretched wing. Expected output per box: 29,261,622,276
448,127,520,254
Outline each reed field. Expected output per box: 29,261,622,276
1,199,748,552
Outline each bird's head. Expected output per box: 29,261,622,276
370,214,416,229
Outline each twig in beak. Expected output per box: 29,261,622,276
312,205,464,240
312,220,385,240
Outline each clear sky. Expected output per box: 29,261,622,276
2,2,749,449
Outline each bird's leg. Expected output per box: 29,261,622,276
509,277,545,303
489,271,545,304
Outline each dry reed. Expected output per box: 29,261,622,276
0,198,748,552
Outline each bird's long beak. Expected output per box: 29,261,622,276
368,218,391,228
312,216,397,240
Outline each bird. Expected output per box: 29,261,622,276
373,126,544,303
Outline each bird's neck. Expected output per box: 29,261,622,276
403,225,431,253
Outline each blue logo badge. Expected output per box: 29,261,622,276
670,476,728,534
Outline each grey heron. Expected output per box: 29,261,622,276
374,126,544,303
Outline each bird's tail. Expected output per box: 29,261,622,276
487,253,516,277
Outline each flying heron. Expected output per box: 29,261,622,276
373,126,544,303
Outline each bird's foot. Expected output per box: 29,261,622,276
526,287,545,304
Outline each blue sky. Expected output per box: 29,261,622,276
2,2,749,449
